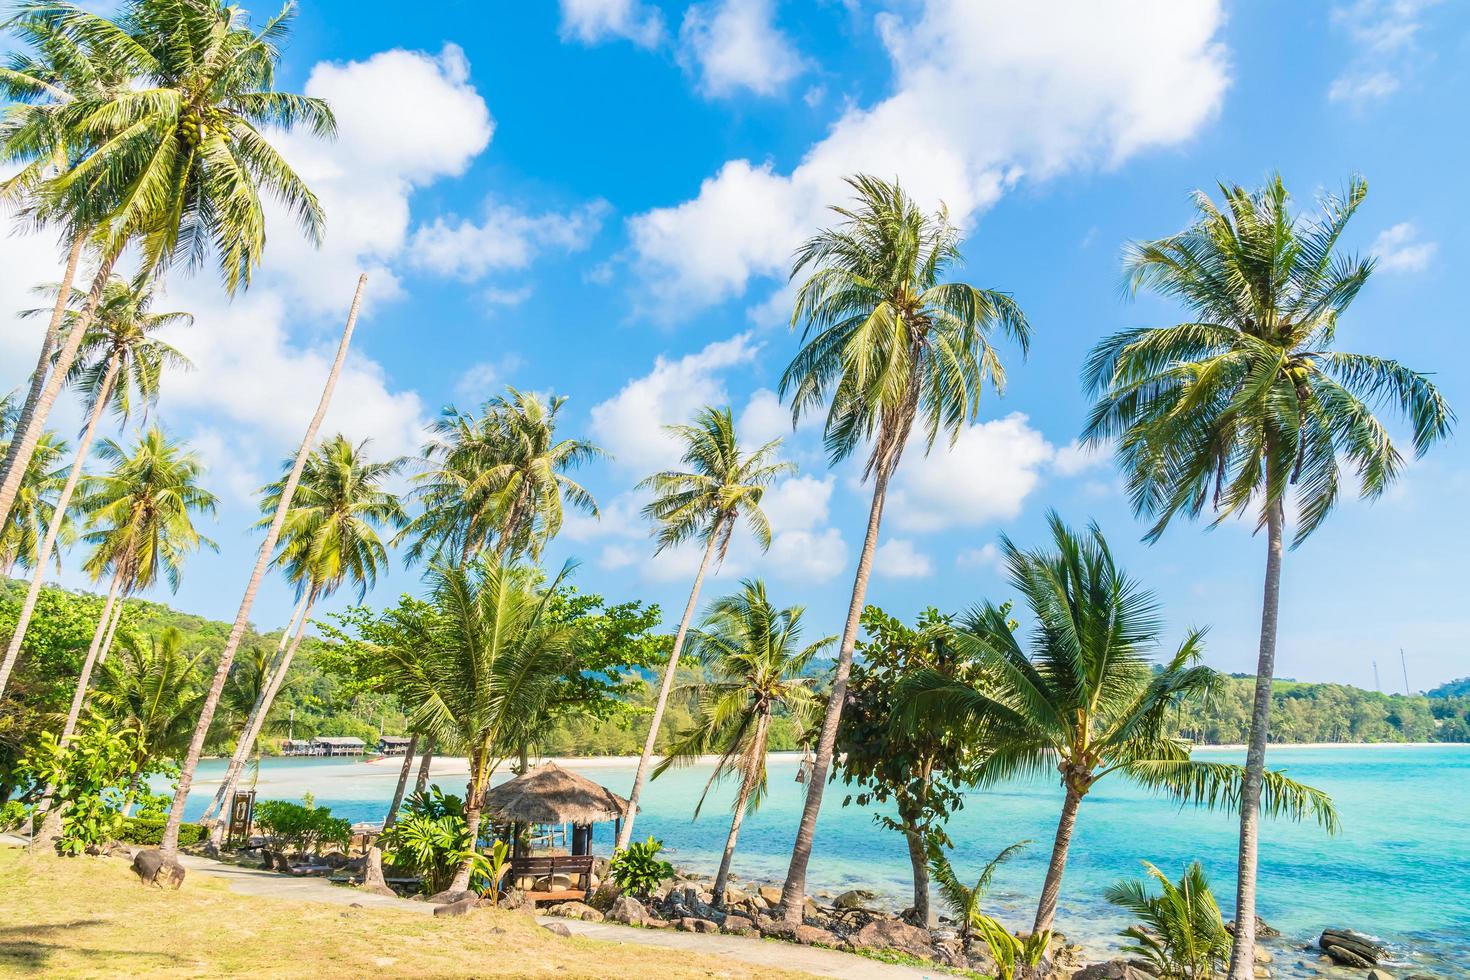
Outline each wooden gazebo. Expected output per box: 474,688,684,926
482,762,630,904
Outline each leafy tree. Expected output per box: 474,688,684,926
1083,175,1454,977
19,713,141,854
617,406,791,850
836,606,990,926
1105,861,1231,980
776,175,1031,919
654,579,828,904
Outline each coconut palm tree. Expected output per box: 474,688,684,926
653,579,829,904
1106,861,1231,980
775,174,1031,919
925,838,1030,954
1081,175,1453,977
379,559,577,891
93,626,205,813
0,274,190,696
902,513,1339,935
398,388,602,565
0,430,71,577
615,407,792,850
204,434,405,846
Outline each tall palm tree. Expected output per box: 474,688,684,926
903,513,1339,935
0,430,71,578
615,407,792,850
653,579,829,904
775,174,1031,919
0,275,190,696
1081,175,1453,976
93,625,206,813
204,434,405,846
380,560,577,892
398,388,602,565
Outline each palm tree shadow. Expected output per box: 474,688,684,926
0,919,180,971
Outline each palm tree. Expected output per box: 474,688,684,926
93,626,206,814
204,434,405,846
1105,861,1231,980
775,174,1031,919
1081,175,1453,977
615,407,792,850
398,388,602,565
925,838,1029,954
653,580,829,904
902,513,1339,935
379,560,577,891
0,274,190,696
0,430,71,578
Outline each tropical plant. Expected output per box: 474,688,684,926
380,787,497,895
653,579,828,904
19,713,141,855
253,798,351,856
1105,861,1231,979
0,430,71,578
925,836,1030,954
1082,175,1453,977
971,915,1052,980
616,406,791,850
398,387,601,565
902,513,1338,934
608,836,675,898
775,174,1031,919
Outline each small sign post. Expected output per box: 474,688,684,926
226,790,256,848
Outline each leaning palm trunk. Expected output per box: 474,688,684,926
206,588,319,848
199,595,310,826
616,531,721,850
1227,498,1285,979
0,305,123,697
161,274,368,854
0,251,117,540
1034,784,1084,933
414,737,437,794
384,732,420,830
780,468,890,922
714,712,767,905
448,746,489,892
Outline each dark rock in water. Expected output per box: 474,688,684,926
1226,916,1281,939
1319,928,1386,966
1071,960,1156,980
833,888,878,910
541,922,572,938
131,849,186,889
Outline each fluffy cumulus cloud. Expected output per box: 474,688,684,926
679,0,806,98
955,542,1001,571
1328,0,1442,106
874,538,934,578
559,0,665,48
1371,222,1437,273
589,333,761,473
628,0,1229,317
409,199,608,281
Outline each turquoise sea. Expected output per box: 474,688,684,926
176,745,1470,978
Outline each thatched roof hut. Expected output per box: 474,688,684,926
483,762,630,825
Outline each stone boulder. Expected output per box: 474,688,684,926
498,888,533,913
757,884,784,906
1072,960,1157,980
677,917,721,934
720,884,750,905
833,889,879,911
642,917,672,929
849,918,935,960
1319,929,1386,967
1226,916,1281,939
131,849,186,889
426,888,476,906
587,881,620,912
1365,970,1395,980
721,915,755,936
548,901,604,922
541,922,572,938
608,895,647,926
433,895,478,917
760,920,838,947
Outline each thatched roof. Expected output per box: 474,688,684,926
482,762,630,825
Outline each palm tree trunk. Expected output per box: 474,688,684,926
200,593,309,826
713,785,751,907
1033,785,1084,934
61,569,124,743
96,587,126,665
0,231,86,517
1227,497,1285,980
449,746,487,892
903,820,933,928
0,352,123,697
121,769,143,818
779,467,891,922
415,737,437,794
161,274,367,855
0,250,117,542
714,711,767,907
207,588,318,849
383,733,420,829
616,530,721,851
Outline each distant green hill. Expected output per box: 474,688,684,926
1428,677,1470,699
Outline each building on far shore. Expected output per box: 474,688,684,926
280,738,315,756
377,735,412,756
312,736,365,757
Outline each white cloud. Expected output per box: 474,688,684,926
589,333,761,473
560,0,665,48
888,412,1055,532
737,388,792,446
1371,222,1437,273
628,0,1228,317
1329,0,1441,105
453,355,525,404
874,538,934,578
409,200,607,281
680,0,806,98
1052,438,1109,477
955,542,1001,571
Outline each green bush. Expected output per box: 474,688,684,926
380,787,492,895
254,798,351,854
0,800,30,833
608,836,674,898
118,817,204,848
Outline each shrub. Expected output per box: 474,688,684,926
254,798,351,855
380,787,495,895
0,800,29,833
608,836,674,898
18,716,140,855
119,817,204,848
1105,860,1230,980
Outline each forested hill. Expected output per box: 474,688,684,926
4,580,1468,754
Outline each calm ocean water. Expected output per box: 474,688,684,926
176,744,1470,977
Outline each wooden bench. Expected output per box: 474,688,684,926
508,854,595,905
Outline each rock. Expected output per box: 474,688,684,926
498,889,533,913
721,915,755,936
757,884,784,906
721,884,750,905
541,922,572,938
761,920,837,946
1366,971,1395,980
548,901,604,922
1226,916,1281,939
321,852,347,868
677,917,720,934
1254,946,1273,964
833,889,879,910
433,895,477,917
426,888,476,906
608,895,647,926
1072,960,1157,980
1319,929,1386,967
642,917,672,929
849,918,936,960
130,849,186,889
358,882,398,899
587,881,620,912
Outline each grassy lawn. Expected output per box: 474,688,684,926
0,849,810,979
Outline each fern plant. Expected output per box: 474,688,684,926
925,835,1030,952
1104,861,1230,979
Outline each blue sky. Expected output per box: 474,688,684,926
3,0,1466,687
